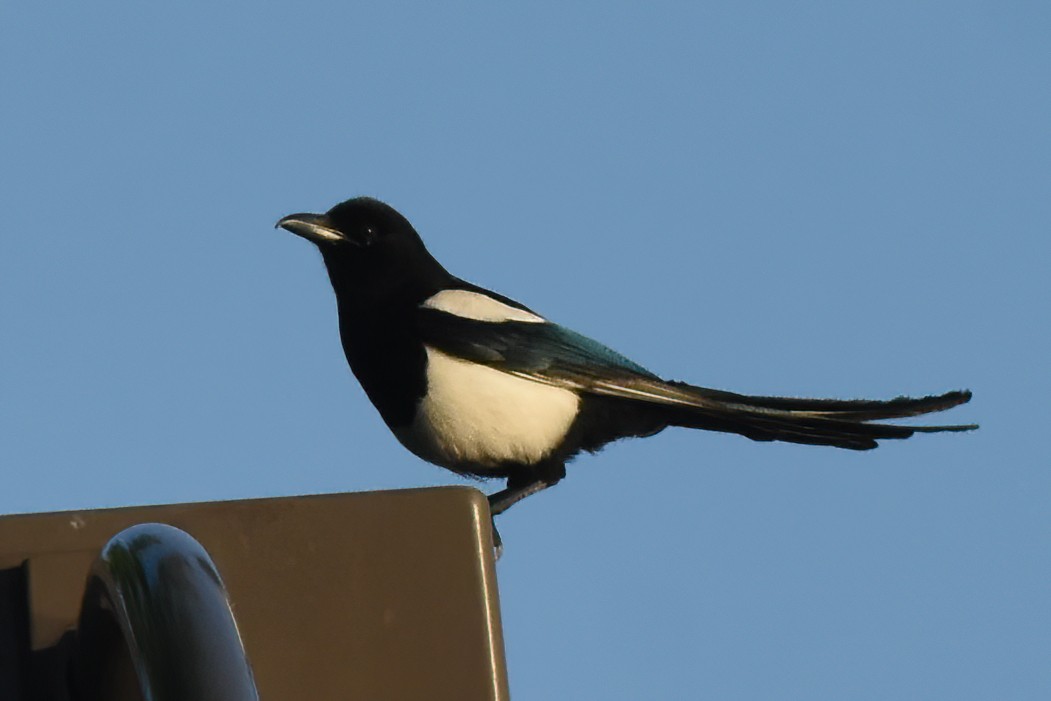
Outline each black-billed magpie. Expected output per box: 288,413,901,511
276,197,975,528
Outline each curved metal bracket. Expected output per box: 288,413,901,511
73,523,258,701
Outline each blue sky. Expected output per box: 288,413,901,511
2,2,1047,698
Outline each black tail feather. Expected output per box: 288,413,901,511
663,387,976,450
679,386,973,421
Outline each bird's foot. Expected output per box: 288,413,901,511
485,467,565,559
491,518,503,560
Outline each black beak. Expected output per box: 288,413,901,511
276,213,345,244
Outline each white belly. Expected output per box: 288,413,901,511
394,347,580,471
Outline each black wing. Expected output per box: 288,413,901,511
416,308,976,449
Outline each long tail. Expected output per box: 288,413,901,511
661,386,976,450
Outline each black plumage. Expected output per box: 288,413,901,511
276,197,976,536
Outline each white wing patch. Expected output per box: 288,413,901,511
393,347,580,471
421,289,545,323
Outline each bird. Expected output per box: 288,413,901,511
276,197,976,544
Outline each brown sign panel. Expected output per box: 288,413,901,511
0,487,509,701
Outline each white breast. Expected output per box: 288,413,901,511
394,347,580,471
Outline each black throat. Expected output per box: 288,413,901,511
319,246,453,429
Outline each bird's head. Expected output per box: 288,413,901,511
277,196,424,252
276,197,448,298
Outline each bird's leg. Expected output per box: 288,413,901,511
486,464,566,558
488,462,566,515
488,478,554,516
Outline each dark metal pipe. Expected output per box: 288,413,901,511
73,523,258,701
0,564,30,701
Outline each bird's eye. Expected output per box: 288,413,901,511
360,227,376,246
